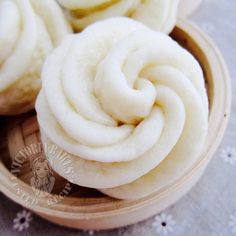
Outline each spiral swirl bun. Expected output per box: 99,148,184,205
57,0,179,33
36,18,208,199
0,0,71,115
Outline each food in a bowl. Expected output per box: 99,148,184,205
36,17,208,199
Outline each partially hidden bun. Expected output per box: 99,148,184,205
0,0,72,115
58,0,179,33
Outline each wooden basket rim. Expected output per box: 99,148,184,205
0,19,232,219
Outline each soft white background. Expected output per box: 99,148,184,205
1,0,236,235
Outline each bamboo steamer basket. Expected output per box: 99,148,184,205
0,19,231,230
179,0,203,18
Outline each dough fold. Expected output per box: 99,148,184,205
35,18,208,199
57,0,179,33
0,0,71,115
